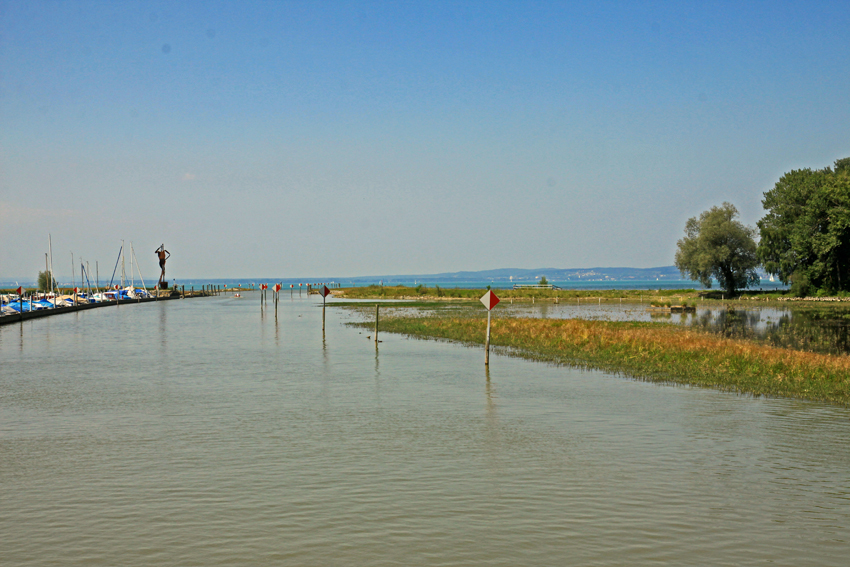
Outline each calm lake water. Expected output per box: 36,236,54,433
2,295,849,565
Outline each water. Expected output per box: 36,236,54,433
2,295,849,565
150,278,789,292
491,300,850,355
4,277,788,292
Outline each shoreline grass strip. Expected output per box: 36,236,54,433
358,316,850,404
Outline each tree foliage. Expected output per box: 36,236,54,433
757,158,850,295
539,276,548,285
675,203,760,296
37,270,57,292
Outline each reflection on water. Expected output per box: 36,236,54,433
1,297,849,566
494,301,850,355
692,306,850,355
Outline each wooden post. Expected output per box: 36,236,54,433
485,309,491,366
375,304,379,344
322,293,326,331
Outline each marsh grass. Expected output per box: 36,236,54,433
341,285,701,301
356,315,850,404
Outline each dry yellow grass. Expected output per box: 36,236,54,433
372,316,850,403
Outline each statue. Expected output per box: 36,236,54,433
155,244,171,286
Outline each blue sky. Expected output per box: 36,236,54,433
2,0,849,280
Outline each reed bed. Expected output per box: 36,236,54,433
341,285,700,301
367,316,850,404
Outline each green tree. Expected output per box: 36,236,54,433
675,203,760,297
37,270,57,292
757,158,850,295
539,276,548,285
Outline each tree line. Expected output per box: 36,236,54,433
675,157,850,297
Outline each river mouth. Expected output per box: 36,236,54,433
2,296,849,566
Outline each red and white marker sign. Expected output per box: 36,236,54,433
73,287,80,294
273,284,281,292
15,286,22,295
115,285,120,290
260,284,268,290
480,290,500,311
290,284,294,288
320,285,331,298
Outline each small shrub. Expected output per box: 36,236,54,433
790,271,811,297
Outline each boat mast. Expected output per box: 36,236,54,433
130,243,148,292
129,242,135,289
48,234,56,294
121,240,125,289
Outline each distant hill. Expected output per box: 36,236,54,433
347,266,684,283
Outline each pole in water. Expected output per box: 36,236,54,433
320,285,330,332
485,310,491,365
375,304,379,344
480,290,500,366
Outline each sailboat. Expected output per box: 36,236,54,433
93,241,152,301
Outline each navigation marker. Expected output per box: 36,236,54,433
480,290,500,366
320,285,330,331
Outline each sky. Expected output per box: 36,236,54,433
2,0,849,280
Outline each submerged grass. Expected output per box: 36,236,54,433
358,315,850,404
341,285,701,301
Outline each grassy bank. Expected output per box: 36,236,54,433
357,315,850,404
341,284,700,302
340,285,850,308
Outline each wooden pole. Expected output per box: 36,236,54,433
485,309,491,366
375,304,379,344
322,293,326,331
